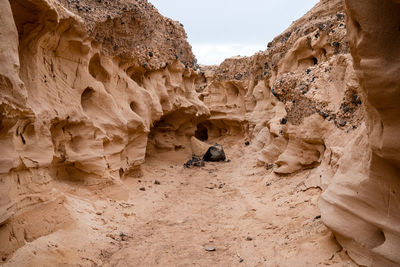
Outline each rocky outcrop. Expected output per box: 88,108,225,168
198,0,398,265
319,0,400,266
199,0,364,175
0,0,207,259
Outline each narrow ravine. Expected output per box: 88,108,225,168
2,0,399,265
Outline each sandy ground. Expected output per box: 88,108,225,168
4,144,357,266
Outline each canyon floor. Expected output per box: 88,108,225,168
5,142,357,266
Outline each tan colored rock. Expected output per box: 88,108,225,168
190,136,210,157
274,115,327,174
319,0,400,266
199,1,399,265
0,0,208,258
199,0,364,177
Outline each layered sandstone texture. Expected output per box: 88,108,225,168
319,0,400,266
0,0,208,259
199,0,363,176
197,0,398,266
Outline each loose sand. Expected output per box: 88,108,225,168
5,144,357,266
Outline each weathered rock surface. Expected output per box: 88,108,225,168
190,136,210,157
0,0,399,265
203,144,226,162
0,0,207,259
199,0,363,176
320,0,400,266
197,0,399,265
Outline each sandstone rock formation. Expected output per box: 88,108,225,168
319,0,400,266
199,0,364,176
0,0,208,259
198,0,399,265
0,0,399,265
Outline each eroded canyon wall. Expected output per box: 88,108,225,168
198,0,399,265
319,0,400,266
0,0,208,258
199,0,364,176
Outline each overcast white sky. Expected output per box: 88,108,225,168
150,0,320,65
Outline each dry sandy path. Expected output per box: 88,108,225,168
99,147,356,267
4,147,357,266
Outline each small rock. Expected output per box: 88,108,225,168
270,87,279,99
205,246,216,252
193,159,205,167
280,118,287,125
315,215,321,220
139,187,146,191
184,156,205,168
203,144,226,162
320,112,329,119
2,256,6,261
246,236,253,241
338,119,347,127
235,73,243,80
239,258,244,263
352,94,362,105
266,182,271,187
148,51,153,57
343,105,351,113
336,13,345,20
332,41,340,47
317,23,327,30
266,163,274,170
244,141,250,146
154,180,160,185
96,211,103,215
